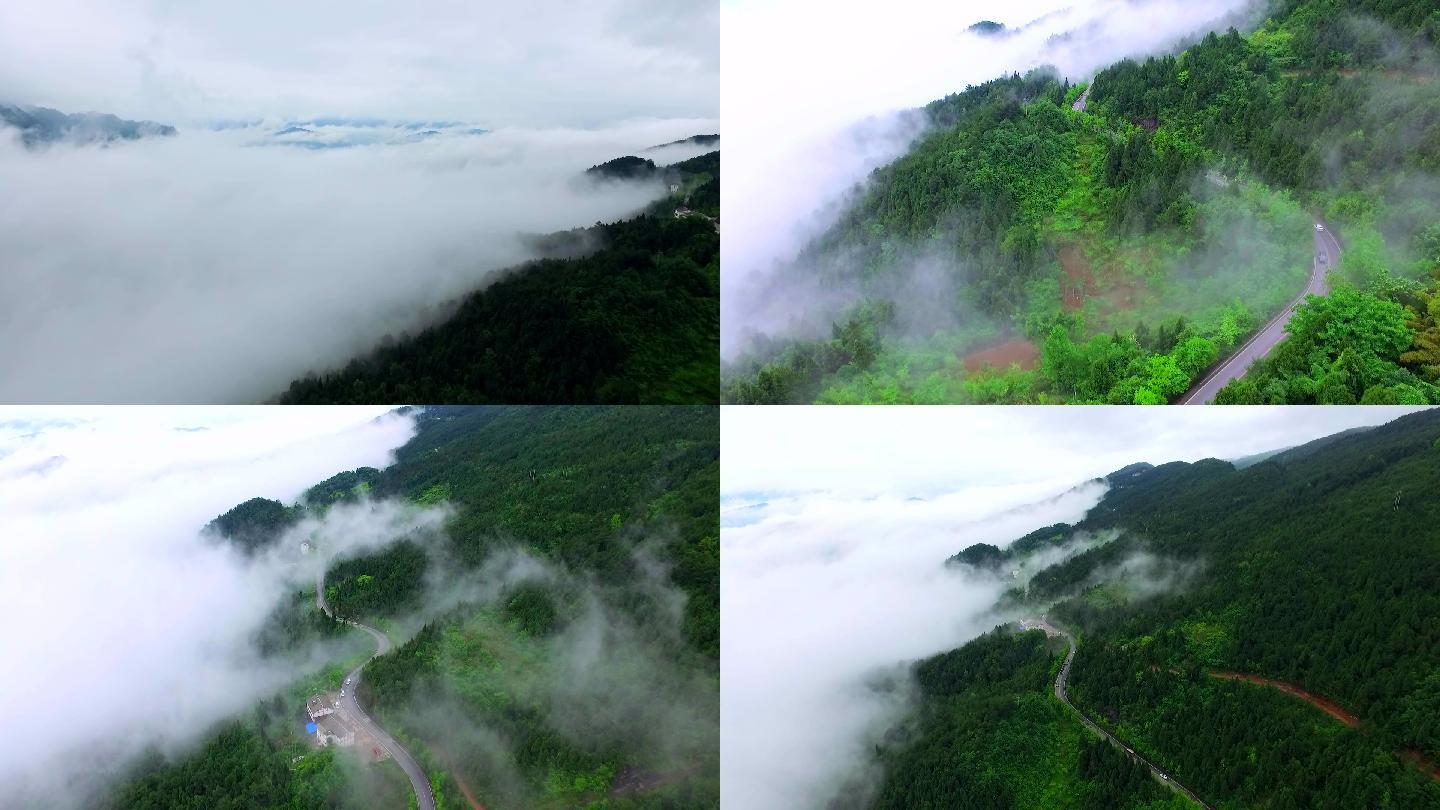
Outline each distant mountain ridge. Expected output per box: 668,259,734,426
0,102,176,147
647,133,719,151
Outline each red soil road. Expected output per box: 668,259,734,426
1209,671,1360,727
449,771,486,810
1210,671,1440,784
430,745,487,810
962,339,1039,373
1403,751,1440,782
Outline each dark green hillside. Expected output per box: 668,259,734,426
205,497,302,554
122,406,718,810
872,630,1185,809
725,0,1440,404
878,409,1440,808
280,154,720,406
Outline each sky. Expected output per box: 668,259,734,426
721,405,1430,497
720,0,1265,356
0,406,430,807
0,121,717,403
0,0,718,127
720,405,1430,808
0,1,718,403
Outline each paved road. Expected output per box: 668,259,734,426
1178,221,1340,404
1031,618,1212,808
1072,83,1092,112
317,574,437,810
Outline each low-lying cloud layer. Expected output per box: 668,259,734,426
0,0,717,128
0,407,433,807
721,0,1264,357
719,405,1428,809
721,481,1108,808
0,119,717,402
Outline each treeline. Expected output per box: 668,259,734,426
105,712,410,810
879,409,1440,806
1218,270,1440,403
870,629,1185,809
303,467,381,507
370,405,720,659
280,156,720,406
205,496,303,555
1046,411,1440,803
726,0,1440,403
324,541,429,618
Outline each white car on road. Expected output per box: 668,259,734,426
1315,223,1324,230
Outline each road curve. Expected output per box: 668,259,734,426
1033,618,1212,809
1178,221,1340,404
317,574,437,810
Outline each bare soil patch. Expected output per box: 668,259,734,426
1209,671,1360,727
962,339,1039,373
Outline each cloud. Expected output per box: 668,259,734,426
720,405,1430,498
0,0,716,128
719,405,1430,808
0,119,717,402
721,481,1109,809
373,542,717,807
0,406,442,807
720,0,1266,357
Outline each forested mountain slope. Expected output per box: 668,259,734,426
110,406,719,810
875,408,1440,808
725,0,1440,404
280,152,720,406
0,102,176,147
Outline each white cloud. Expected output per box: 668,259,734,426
719,405,1429,807
0,0,716,128
0,119,716,403
720,0,1264,356
0,406,432,806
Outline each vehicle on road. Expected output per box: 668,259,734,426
1316,223,1324,230
340,690,345,698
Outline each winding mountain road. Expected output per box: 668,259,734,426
317,574,436,810
1178,221,1339,404
1031,618,1211,808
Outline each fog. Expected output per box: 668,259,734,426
722,481,1108,808
719,405,1427,808
0,118,717,402
377,542,718,807
0,0,717,128
721,0,1265,357
0,406,439,807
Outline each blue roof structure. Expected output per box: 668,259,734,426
306,721,318,734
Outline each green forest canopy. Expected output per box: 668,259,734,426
725,0,1440,404
877,408,1440,807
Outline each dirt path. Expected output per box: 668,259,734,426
1209,671,1440,783
448,767,486,810
1209,672,1359,727
1058,244,1094,311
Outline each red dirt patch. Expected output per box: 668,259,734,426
1208,671,1440,784
431,746,487,810
1210,671,1359,727
1059,244,1095,312
961,339,1039,373
1402,750,1440,783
